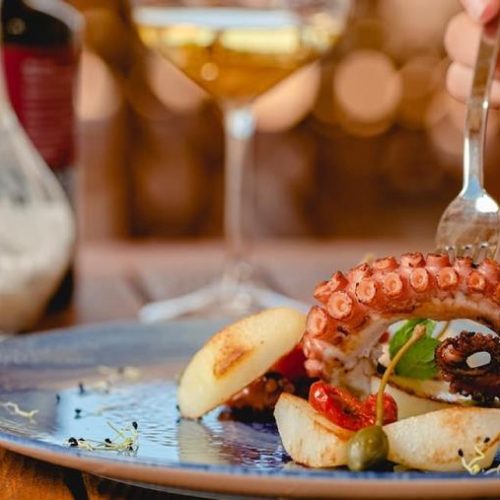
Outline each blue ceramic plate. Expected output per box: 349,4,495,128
0,321,497,499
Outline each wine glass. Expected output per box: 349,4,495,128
132,0,351,321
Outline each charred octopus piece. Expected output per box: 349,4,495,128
222,372,312,422
436,331,500,403
303,252,500,389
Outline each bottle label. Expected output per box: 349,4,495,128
3,44,77,172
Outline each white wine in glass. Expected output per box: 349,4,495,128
135,7,343,101
133,1,351,321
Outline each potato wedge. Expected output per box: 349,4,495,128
385,407,500,472
274,393,353,468
178,307,305,419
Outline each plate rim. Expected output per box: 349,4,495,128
0,321,498,498
0,431,499,499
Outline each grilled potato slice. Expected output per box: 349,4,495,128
274,393,353,468
385,407,500,472
178,307,306,419
275,394,500,472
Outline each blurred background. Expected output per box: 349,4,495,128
9,0,500,244
70,0,498,243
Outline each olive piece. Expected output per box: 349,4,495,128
347,425,389,471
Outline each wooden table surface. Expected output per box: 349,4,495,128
0,239,433,500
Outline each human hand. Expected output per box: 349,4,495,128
445,0,500,103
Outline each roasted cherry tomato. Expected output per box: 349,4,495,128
309,381,368,431
272,345,308,381
309,381,398,430
362,393,398,426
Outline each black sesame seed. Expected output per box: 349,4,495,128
78,438,85,442
484,437,491,443
128,445,133,451
78,382,85,394
458,449,464,457
68,437,78,447
74,408,82,416
104,438,112,444
132,421,138,430
56,394,61,403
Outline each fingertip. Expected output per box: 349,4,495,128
444,13,480,69
446,62,471,103
444,13,466,58
480,0,500,22
462,0,500,23
447,61,500,107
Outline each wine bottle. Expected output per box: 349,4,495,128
0,10,75,331
2,0,81,312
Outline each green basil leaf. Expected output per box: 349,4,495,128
424,320,437,337
389,319,423,358
388,319,439,380
394,336,440,379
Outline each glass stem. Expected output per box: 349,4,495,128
222,105,256,282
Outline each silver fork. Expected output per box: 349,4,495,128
436,19,500,262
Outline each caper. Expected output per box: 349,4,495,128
347,425,389,471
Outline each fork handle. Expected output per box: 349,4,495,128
462,18,500,198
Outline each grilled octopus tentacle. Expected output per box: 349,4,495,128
435,331,500,402
303,252,500,391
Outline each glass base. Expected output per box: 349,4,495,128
138,263,309,322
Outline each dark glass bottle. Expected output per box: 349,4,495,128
2,0,81,312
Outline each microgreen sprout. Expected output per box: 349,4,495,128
461,445,486,475
65,421,139,453
0,402,38,420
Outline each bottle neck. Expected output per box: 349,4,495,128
2,0,81,46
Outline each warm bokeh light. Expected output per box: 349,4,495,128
378,0,460,60
253,63,321,133
333,49,402,137
397,55,442,129
69,0,498,241
147,52,208,113
76,50,123,122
